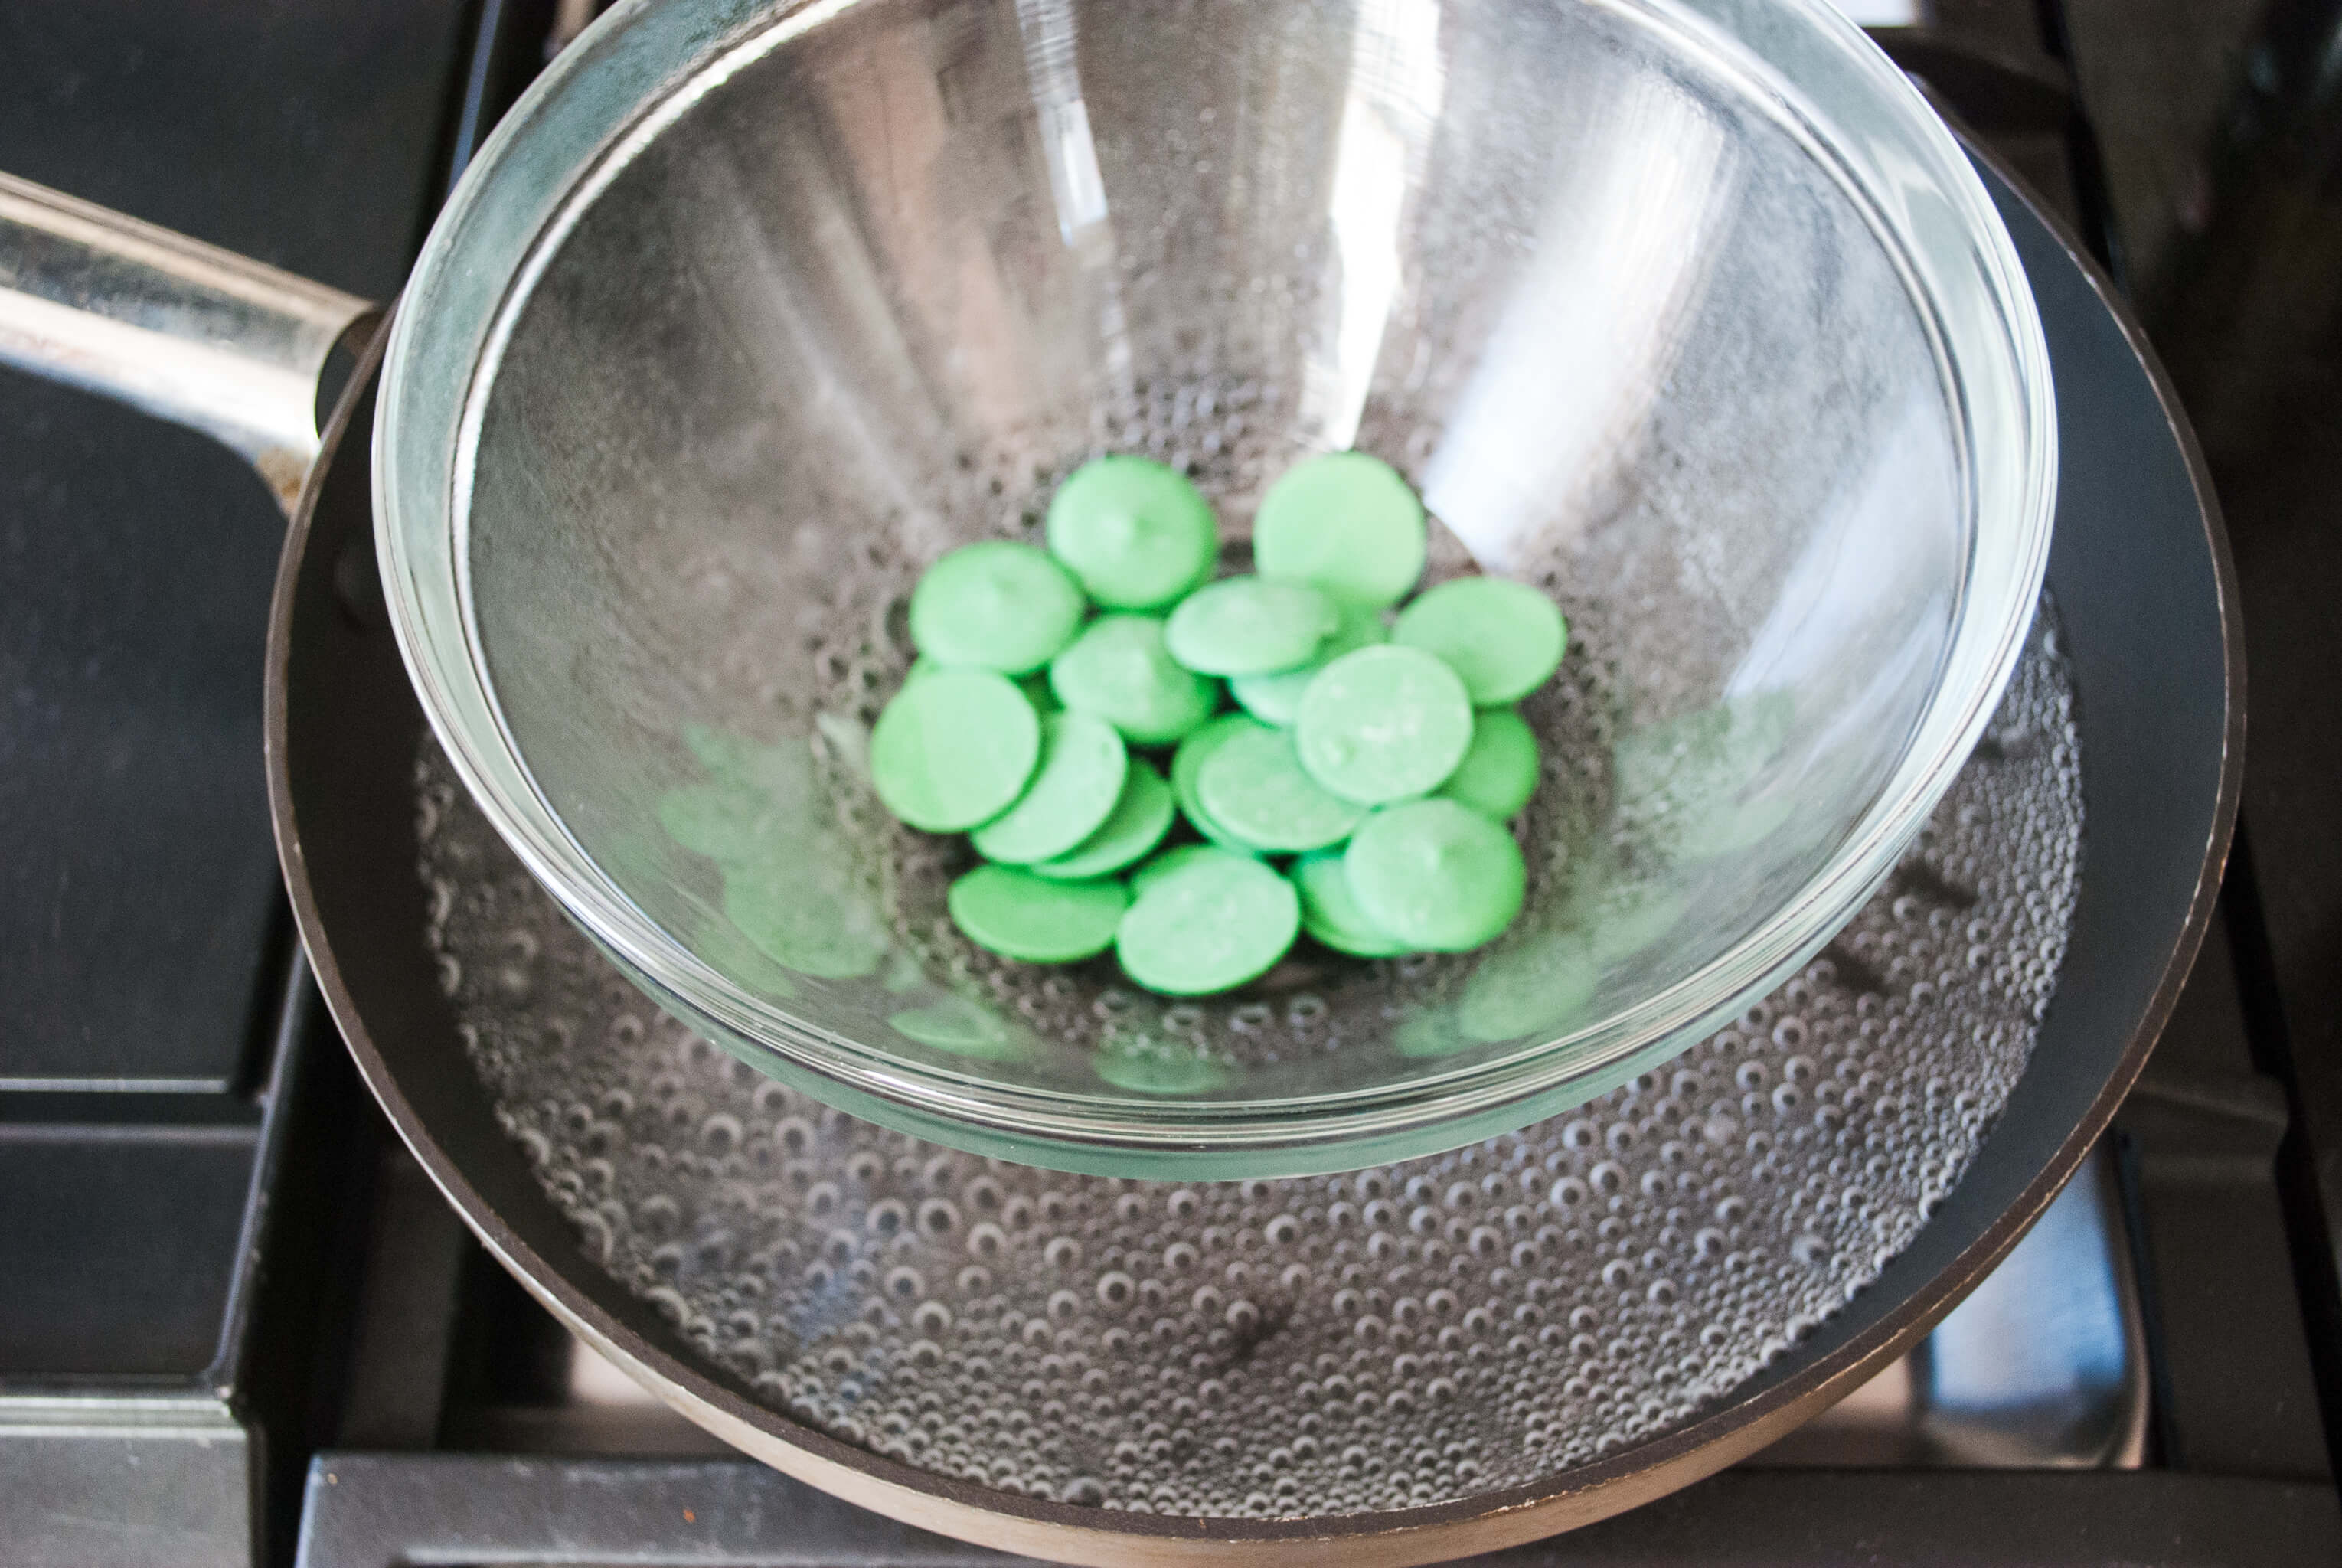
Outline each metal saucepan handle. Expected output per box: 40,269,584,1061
0,172,379,516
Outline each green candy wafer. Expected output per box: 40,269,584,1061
1437,707,1542,821
1027,760,1176,880
1253,450,1427,609
971,710,1129,864
1164,576,1339,676
1344,798,1525,952
1115,848,1298,995
1169,713,1273,851
1195,723,1365,853
948,864,1129,962
1048,614,1220,746
869,668,1040,833
1293,644,1474,805
1046,455,1219,610
1292,851,1411,958
910,541,1087,675
1391,576,1567,705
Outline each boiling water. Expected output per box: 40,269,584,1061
417,605,2079,1518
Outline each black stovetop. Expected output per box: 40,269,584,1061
2,2,2337,1565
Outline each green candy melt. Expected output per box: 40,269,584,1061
1115,849,1299,995
1047,614,1220,746
1229,601,1388,727
1344,799,1526,952
1252,450,1427,609
869,668,1040,832
1045,455,1219,610
1392,576,1567,705
909,541,1087,675
1169,712,1272,851
1196,722,1365,853
1438,707,1542,821
1027,760,1176,880
947,865,1129,962
1163,576,1339,676
1292,851,1411,958
1293,644,1474,805
970,710,1129,864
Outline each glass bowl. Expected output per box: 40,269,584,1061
376,0,2055,1178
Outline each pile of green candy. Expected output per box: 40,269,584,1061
867,451,1567,996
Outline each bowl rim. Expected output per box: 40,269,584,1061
373,0,2058,1178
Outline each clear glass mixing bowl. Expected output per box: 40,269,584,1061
377,0,2055,1177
